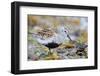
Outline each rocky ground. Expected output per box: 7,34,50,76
28,37,88,61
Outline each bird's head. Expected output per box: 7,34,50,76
57,26,68,35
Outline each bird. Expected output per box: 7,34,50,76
29,25,76,55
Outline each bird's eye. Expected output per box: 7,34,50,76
64,31,66,32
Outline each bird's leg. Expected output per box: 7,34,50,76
48,48,52,55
